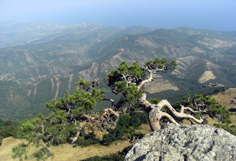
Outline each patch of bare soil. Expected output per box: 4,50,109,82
197,38,236,50
198,70,217,83
144,75,179,93
191,46,206,53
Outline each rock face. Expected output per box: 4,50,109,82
124,123,236,161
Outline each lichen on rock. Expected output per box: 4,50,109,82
124,123,236,161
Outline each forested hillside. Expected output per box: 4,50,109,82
0,23,236,120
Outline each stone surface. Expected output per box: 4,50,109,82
124,123,236,161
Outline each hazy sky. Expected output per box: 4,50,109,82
0,0,235,31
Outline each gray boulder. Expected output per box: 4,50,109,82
124,123,236,161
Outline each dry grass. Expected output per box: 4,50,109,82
212,88,236,109
0,125,150,161
49,140,132,161
136,124,152,134
0,137,26,161
212,88,236,125
0,137,132,161
144,75,179,93
198,70,216,83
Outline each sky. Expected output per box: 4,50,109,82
0,0,236,31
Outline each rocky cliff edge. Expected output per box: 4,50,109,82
124,123,236,161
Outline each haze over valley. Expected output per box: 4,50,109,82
1,1,236,161
0,22,236,120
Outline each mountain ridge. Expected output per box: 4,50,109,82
0,23,236,120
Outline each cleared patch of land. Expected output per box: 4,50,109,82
212,88,236,109
198,70,216,83
191,46,206,53
144,75,179,93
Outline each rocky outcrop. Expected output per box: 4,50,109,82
124,123,236,161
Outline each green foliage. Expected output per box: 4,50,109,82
0,119,19,145
106,61,143,86
75,113,141,147
193,94,232,124
75,79,91,91
105,59,176,112
12,143,28,161
0,136,2,146
32,147,54,161
81,154,124,161
144,58,177,70
147,97,160,104
119,83,144,104
82,145,131,161
128,61,144,78
114,61,144,79
180,93,191,106
194,113,201,119
171,93,232,125
101,112,147,146
12,144,54,161
15,79,106,160
75,134,101,147
105,61,146,111
45,87,105,114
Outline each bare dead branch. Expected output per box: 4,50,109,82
71,131,80,143
157,100,204,124
180,105,208,114
162,112,179,125
103,98,115,106
83,115,96,121
138,67,153,90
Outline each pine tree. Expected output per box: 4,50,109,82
13,58,231,160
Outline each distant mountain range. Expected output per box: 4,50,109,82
0,22,236,120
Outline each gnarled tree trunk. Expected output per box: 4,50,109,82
136,67,204,131
138,93,204,131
